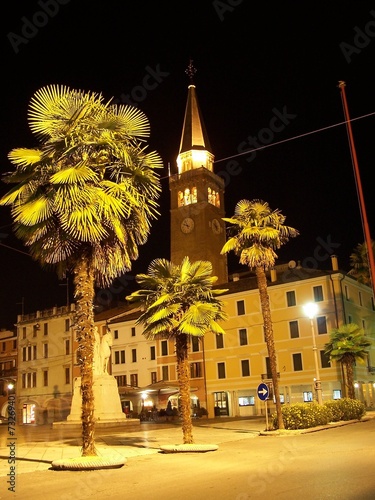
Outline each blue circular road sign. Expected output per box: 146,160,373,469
257,383,269,401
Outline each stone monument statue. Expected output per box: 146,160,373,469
65,327,126,425
93,328,113,375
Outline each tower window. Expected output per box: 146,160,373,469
178,187,197,207
208,187,220,207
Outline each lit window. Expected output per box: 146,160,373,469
303,391,313,402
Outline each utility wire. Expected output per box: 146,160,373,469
213,111,375,164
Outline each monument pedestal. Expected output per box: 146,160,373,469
65,374,127,425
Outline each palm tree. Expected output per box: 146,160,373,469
324,323,372,399
0,85,162,456
348,241,375,286
221,199,299,430
126,257,228,444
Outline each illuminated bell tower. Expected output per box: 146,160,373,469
169,62,228,284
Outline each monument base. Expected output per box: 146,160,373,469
65,374,127,423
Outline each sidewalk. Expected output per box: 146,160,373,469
1,412,374,477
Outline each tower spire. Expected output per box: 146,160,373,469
179,61,212,159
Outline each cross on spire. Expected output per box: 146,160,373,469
185,59,197,83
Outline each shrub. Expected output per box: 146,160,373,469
334,398,366,420
271,398,366,429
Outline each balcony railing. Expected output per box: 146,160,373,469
0,368,17,379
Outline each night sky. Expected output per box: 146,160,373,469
1,1,375,328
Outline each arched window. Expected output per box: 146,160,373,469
208,187,220,207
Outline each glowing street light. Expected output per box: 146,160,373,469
303,302,323,405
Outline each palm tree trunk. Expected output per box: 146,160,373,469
256,267,284,430
176,333,194,444
345,358,356,399
73,256,97,456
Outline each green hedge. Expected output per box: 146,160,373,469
271,398,366,430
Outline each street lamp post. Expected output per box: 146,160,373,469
303,302,323,405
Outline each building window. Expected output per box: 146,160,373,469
132,349,137,362
65,339,70,355
320,350,330,368
33,325,38,337
293,353,303,371
22,327,26,339
289,320,299,339
190,362,202,378
286,291,296,307
348,314,352,323
239,328,248,346
191,336,200,352
65,319,70,332
359,291,363,306
130,374,138,387
241,359,250,377
345,285,349,300
114,330,118,340
131,327,136,337
43,370,48,387
216,334,224,349
313,285,324,302
150,345,156,360
13,340,17,349
265,357,272,379
2,342,5,352
162,365,169,381
43,323,48,336
114,350,125,364
23,344,37,361
161,340,168,356
65,367,70,385
303,391,313,402
23,373,37,388
115,375,127,387
151,371,157,384
217,362,226,379
236,300,245,316
333,390,341,400
208,187,220,207
317,316,327,334
178,187,197,207
239,396,254,406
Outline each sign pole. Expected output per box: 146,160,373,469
257,382,270,430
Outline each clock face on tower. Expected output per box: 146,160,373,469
180,217,195,233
